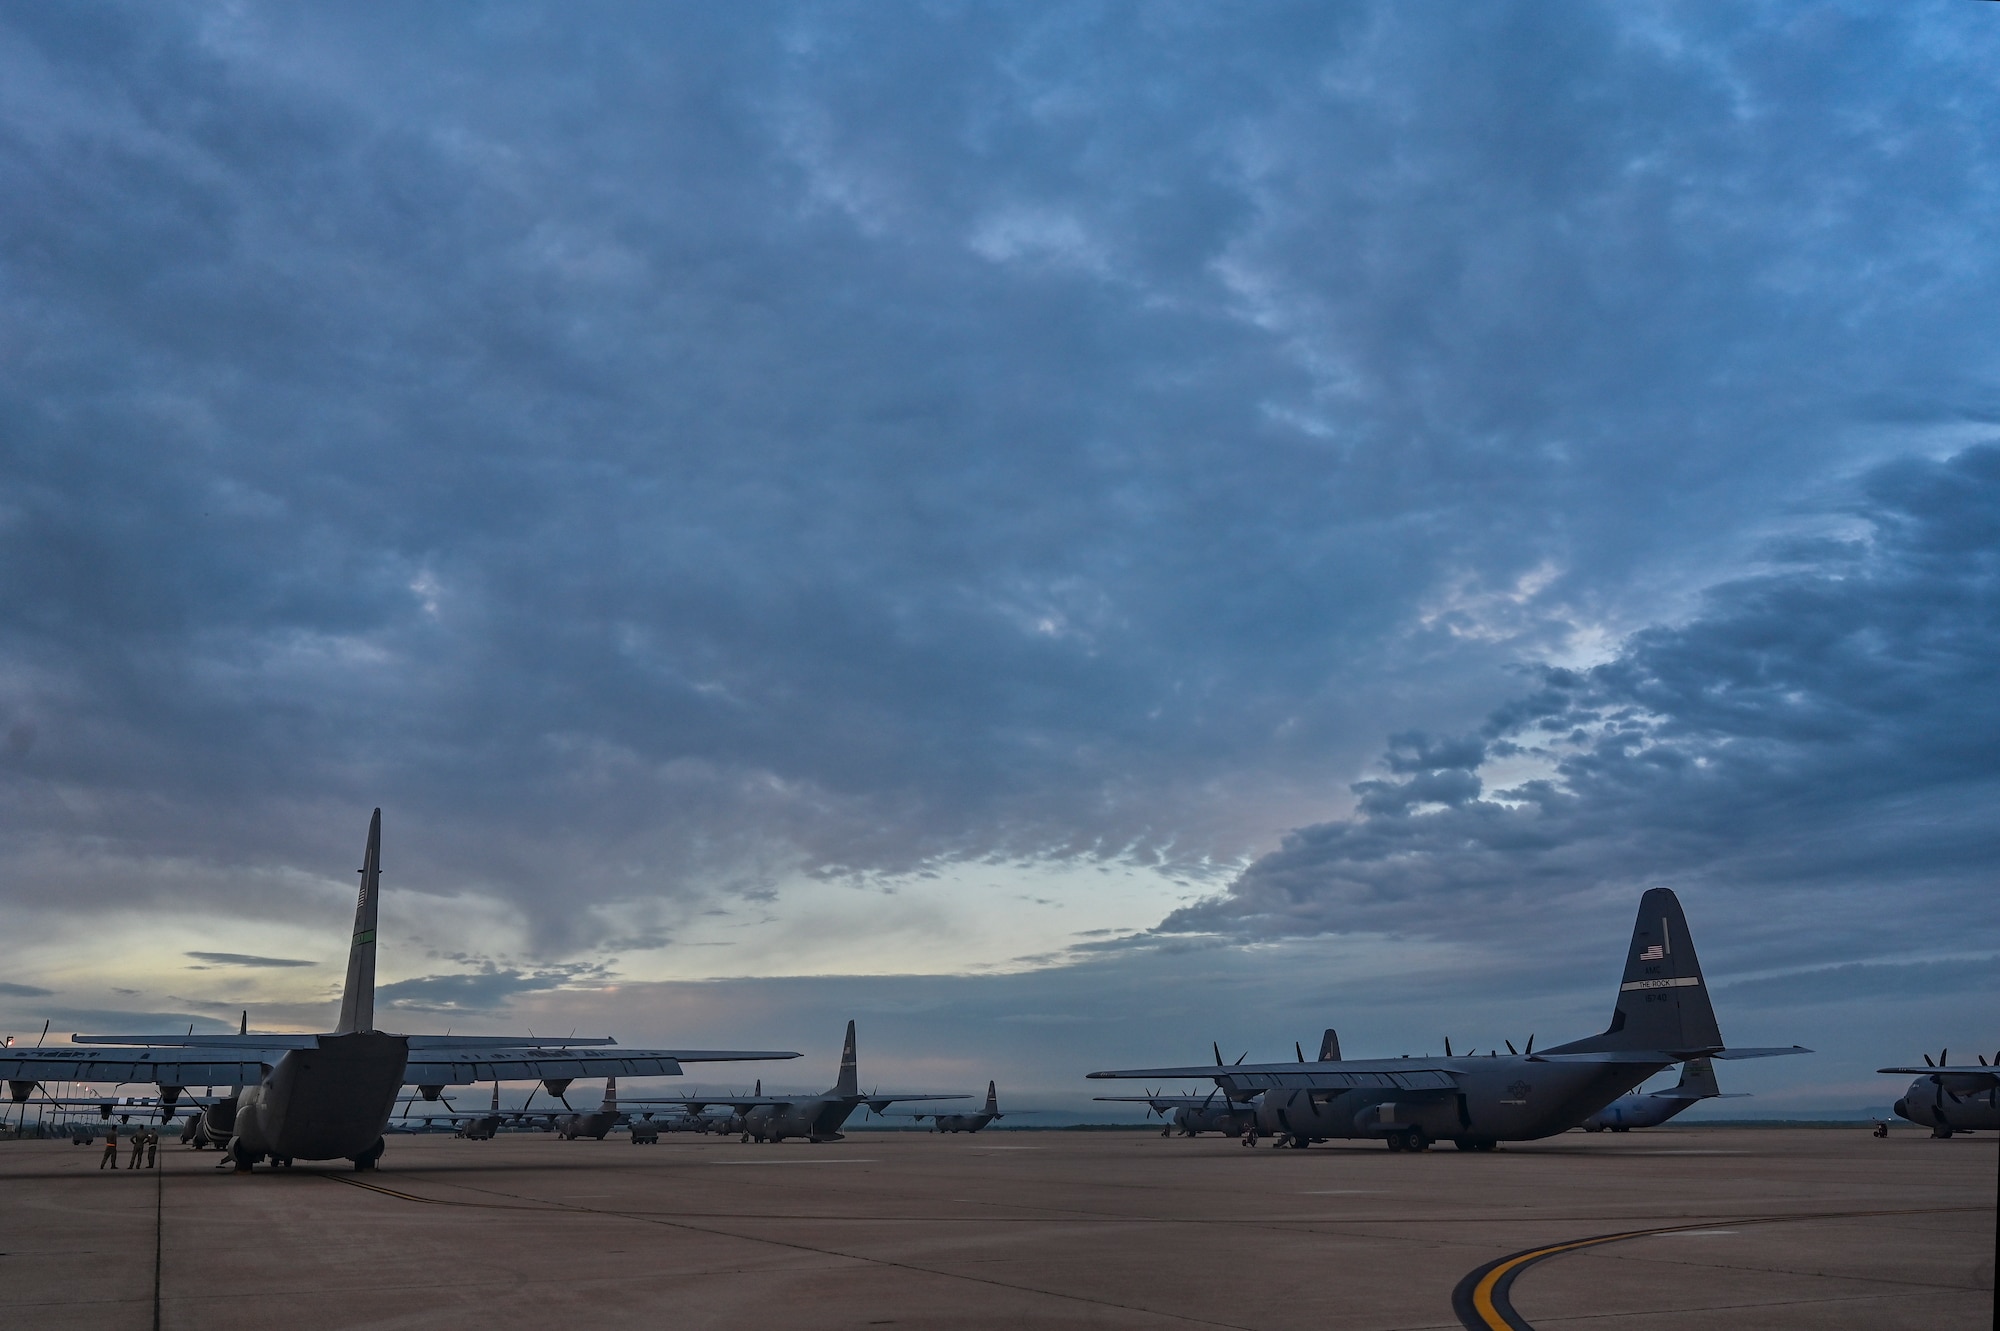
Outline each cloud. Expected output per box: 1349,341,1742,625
1166,447,2000,979
184,952,316,969
1717,958,2000,1008
0,981,53,997
0,0,1993,1063
376,964,599,1015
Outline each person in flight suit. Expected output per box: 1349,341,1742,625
144,1128,159,1168
100,1124,119,1169
128,1127,146,1169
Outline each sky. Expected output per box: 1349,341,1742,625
2,2,1996,1117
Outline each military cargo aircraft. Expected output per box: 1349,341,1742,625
901,1081,1021,1133
391,1081,513,1138
624,1020,967,1142
1879,1052,1999,1137
1578,1056,1744,1131
1096,1086,1257,1137
0,810,798,1171
1089,888,1808,1151
554,1077,627,1140
1098,1031,1344,1136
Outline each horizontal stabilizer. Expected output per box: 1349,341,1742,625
1708,1046,1812,1060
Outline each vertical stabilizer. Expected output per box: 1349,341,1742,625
1677,1056,1720,1098
833,1020,858,1097
983,1080,998,1115
1317,1029,1341,1062
334,809,382,1035
1549,888,1722,1056
490,1081,500,1112
602,1077,618,1113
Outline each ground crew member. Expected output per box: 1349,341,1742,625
129,1127,145,1168
100,1124,119,1169
144,1128,159,1168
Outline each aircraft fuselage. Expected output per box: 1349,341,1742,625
1239,1056,1658,1147
1173,1104,1254,1137
1580,1091,1694,1131
926,1111,996,1133
743,1098,857,1142
1893,1075,1998,1137
231,1032,408,1164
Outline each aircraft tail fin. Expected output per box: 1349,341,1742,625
333,808,382,1035
1546,888,1722,1057
603,1076,617,1112
832,1020,858,1097
984,1080,998,1115
1677,1056,1720,1099
1317,1029,1341,1062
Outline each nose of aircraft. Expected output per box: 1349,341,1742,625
1892,1098,1909,1119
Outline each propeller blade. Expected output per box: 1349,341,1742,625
1295,1042,1304,1063
1233,1051,1247,1065
1924,1053,1935,1067
1444,1037,1453,1057
1525,1034,1534,1055
1505,1040,1517,1055
1213,1041,1223,1066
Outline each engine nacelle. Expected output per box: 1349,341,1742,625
542,1079,574,1098
7,1079,36,1104
418,1084,446,1102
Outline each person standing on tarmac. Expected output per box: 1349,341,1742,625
144,1128,158,1168
100,1124,119,1169
128,1127,145,1169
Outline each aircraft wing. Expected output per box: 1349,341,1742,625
1087,1064,1458,1092
0,1048,282,1086
1877,1065,1999,1080
1092,1094,1257,1107
402,1046,797,1086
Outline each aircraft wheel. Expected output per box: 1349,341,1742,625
1931,1125,1953,1139
351,1137,386,1171
1583,1125,1604,1133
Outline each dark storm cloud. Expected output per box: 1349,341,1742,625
1169,447,2000,975
0,3,1996,954
184,952,315,969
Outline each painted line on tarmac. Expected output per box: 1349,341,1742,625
1449,1205,1982,1331
709,1157,878,1165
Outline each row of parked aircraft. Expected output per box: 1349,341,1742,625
3,814,1989,1164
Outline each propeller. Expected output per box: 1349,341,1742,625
1444,1037,1452,1057
1295,1042,1304,1063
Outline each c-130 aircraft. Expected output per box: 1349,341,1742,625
1089,888,1807,1151
0,810,799,1171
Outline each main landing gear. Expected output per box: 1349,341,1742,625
350,1137,386,1171
1452,1138,1498,1152
1384,1129,1429,1152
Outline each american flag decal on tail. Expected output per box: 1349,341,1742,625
1639,944,1664,961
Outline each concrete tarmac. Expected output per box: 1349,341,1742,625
1,1127,1990,1329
